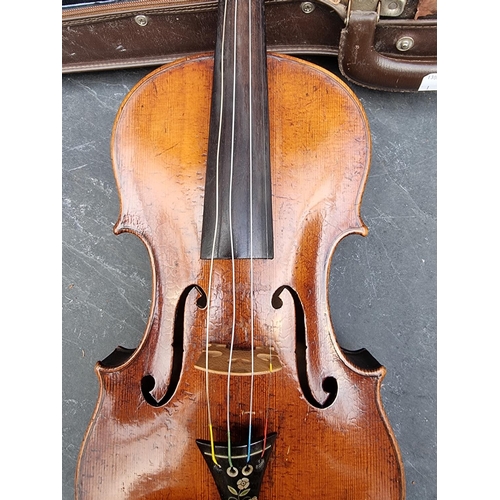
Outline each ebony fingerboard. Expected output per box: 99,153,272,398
200,0,273,260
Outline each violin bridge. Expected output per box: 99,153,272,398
194,344,283,376
196,433,277,500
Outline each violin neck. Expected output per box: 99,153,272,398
200,0,274,260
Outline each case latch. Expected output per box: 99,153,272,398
346,0,407,19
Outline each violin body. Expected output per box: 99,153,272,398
75,52,405,499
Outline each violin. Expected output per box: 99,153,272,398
75,0,405,497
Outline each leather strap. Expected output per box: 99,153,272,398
339,10,436,91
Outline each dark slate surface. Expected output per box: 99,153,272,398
62,57,437,499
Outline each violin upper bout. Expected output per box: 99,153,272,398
267,54,371,248
110,55,214,249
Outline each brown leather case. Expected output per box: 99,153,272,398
62,0,437,91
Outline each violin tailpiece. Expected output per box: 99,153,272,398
196,433,277,500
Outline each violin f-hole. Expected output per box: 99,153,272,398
272,286,337,409
141,285,207,407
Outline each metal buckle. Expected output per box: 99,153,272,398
346,0,380,26
345,0,406,25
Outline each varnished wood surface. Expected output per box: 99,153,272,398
74,54,404,499
62,59,437,500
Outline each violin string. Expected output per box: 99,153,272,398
262,325,273,453
204,158,219,466
261,328,273,457
204,0,231,467
261,364,273,458
263,0,273,450
246,0,255,464
225,0,240,469
205,220,219,467
261,330,274,458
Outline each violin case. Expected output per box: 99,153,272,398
62,0,437,91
